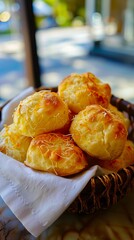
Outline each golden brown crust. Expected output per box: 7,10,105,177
88,140,134,172
25,133,88,176
0,124,31,162
58,72,111,113
13,91,69,137
70,105,127,161
1,73,132,178
108,104,130,130
53,110,75,134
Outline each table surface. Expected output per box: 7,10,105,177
0,190,134,240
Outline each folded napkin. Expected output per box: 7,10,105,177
0,87,104,237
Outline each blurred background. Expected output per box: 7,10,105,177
0,0,134,106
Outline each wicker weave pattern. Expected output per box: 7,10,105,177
68,165,134,214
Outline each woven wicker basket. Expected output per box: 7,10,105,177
0,87,134,214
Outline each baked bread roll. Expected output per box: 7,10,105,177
70,105,127,161
13,91,69,137
108,104,130,130
0,124,31,162
58,72,111,113
54,110,75,134
88,140,134,172
25,133,88,176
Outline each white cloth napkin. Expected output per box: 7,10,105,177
0,87,103,237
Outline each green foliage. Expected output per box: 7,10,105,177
43,0,85,26
54,2,72,26
35,15,44,29
45,0,56,5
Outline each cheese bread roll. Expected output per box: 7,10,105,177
0,124,31,162
13,91,69,137
89,140,134,172
54,110,75,134
25,133,88,176
58,72,111,113
70,105,127,161
108,104,130,130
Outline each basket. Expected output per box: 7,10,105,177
0,87,134,215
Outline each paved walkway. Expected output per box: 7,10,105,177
0,26,134,106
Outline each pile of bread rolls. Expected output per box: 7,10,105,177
0,72,134,176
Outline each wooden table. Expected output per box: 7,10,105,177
0,190,134,240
